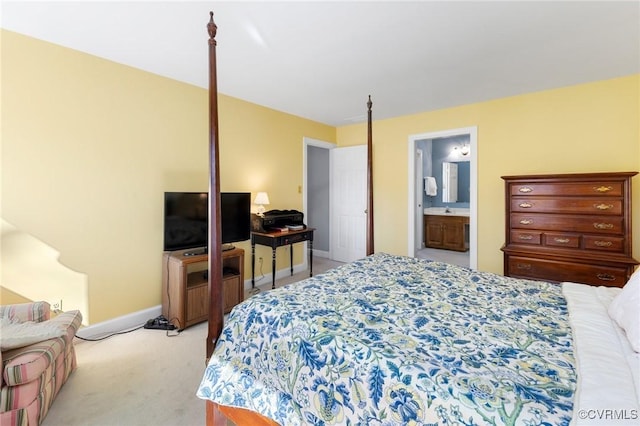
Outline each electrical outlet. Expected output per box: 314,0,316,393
51,299,63,313
258,257,263,265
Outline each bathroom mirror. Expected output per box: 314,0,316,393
442,162,458,203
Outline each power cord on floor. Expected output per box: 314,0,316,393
75,324,146,341
75,321,183,341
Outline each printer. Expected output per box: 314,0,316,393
251,209,305,233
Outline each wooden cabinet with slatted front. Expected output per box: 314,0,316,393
501,172,638,287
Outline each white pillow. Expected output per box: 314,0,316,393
0,317,66,351
608,268,640,352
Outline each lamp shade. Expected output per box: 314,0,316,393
254,192,270,206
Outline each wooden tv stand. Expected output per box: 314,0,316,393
162,247,244,330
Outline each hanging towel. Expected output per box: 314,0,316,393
424,176,437,196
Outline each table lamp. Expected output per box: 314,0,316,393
254,192,270,216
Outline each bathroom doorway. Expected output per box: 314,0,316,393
407,127,478,269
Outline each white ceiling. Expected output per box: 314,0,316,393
2,1,639,126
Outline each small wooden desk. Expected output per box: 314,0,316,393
251,228,315,289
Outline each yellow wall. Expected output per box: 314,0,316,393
2,30,639,324
1,31,335,324
337,75,640,273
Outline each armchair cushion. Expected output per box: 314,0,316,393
0,319,66,351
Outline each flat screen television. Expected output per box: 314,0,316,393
163,192,251,253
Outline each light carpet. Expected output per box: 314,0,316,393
42,257,344,426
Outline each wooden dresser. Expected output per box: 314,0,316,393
501,172,638,287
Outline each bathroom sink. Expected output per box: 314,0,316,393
423,207,470,217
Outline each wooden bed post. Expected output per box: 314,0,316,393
202,13,373,426
206,11,224,361
366,95,374,255
205,12,228,426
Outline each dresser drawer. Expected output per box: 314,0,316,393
510,231,542,245
511,213,624,235
510,197,622,215
506,256,628,287
510,182,623,197
583,235,625,253
543,233,580,248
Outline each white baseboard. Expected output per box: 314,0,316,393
80,255,325,336
76,305,162,339
243,262,310,291
313,249,330,258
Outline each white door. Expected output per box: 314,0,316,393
415,149,424,251
331,145,367,263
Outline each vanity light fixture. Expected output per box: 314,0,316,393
451,144,470,157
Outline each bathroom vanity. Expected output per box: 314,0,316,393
423,208,470,252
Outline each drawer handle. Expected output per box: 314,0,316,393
516,263,532,270
593,223,614,230
594,203,614,210
553,238,570,243
518,186,533,193
519,219,533,225
593,185,613,193
519,202,533,208
596,273,616,282
518,235,534,240
594,241,613,247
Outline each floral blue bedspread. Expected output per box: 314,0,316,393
197,253,576,425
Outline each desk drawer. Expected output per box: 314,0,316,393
279,231,312,245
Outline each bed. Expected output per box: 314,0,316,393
198,12,639,426
199,253,639,425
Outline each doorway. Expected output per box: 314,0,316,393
303,138,368,264
407,127,478,269
303,137,336,263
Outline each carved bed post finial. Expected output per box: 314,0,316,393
208,11,217,44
